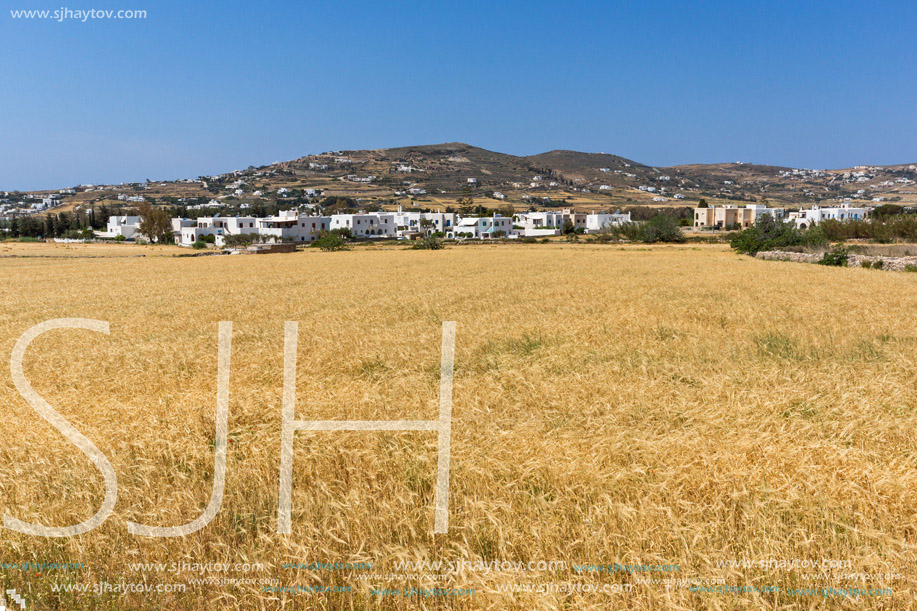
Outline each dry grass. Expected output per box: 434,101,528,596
0,243,915,610
0,241,188,258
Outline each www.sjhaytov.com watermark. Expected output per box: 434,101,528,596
9,8,147,22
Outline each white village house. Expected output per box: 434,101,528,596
99,215,142,240
448,216,514,239
173,211,330,246
786,203,868,229
330,213,397,238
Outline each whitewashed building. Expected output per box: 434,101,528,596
786,203,865,229
174,211,330,246
518,211,564,236
585,212,631,233
102,215,142,240
448,216,514,239
394,209,457,236
330,213,397,238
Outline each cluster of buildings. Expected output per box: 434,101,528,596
692,203,869,230
98,207,634,246
92,201,888,246
0,193,65,218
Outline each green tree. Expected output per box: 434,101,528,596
311,231,348,251
457,185,474,212
138,202,173,243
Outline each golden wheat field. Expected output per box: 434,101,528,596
1,241,916,610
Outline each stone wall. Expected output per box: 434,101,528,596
756,250,917,272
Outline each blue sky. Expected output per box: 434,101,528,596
1,0,915,190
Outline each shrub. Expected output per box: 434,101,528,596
114,235,126,242
411,235,444,250
860,260,872,269
640,215,685,243
731,215,807,255
872,259,884,270
818,245,849,267
222,233,261,248
617,222,643,242
613,215,684,244
191,240,206,250
905,264,917,273
311,231,348,251
202,234,216,244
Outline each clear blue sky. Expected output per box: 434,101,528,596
2,0,915,190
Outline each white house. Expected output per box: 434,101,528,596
585,212,631,233
175,211,330,246
787,203,865,229
102,215,142,240
518,211,564,236
330,213,397,238
257,211,331,243
393,209,457,236
448,216,514,239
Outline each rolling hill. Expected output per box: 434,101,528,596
7,143,917,215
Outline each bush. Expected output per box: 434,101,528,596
311,231,348,251
905,264,917,273
222,233,261,248
818,245,849,267
810,216,917,243
115,235,126,242
731,215,811,255
872,259,884,270
613,216,684,244
191,240,206,250
640,215,685,243
860,260,872,269
412,235,444,250
202,234,216,244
